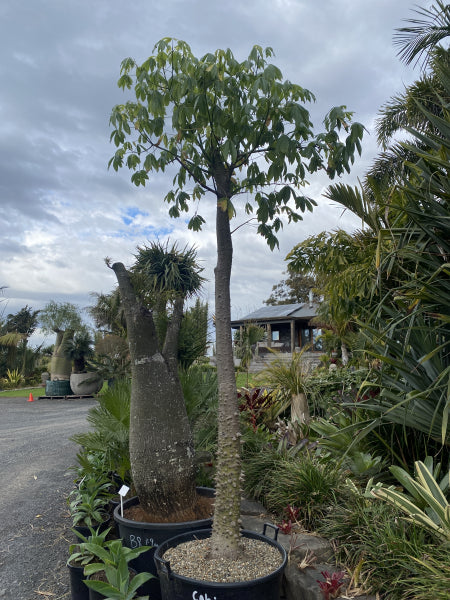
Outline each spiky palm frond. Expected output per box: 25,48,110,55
394,1,450,69
134,240,204,298
71,379,131,479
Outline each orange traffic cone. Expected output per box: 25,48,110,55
28,392,34,402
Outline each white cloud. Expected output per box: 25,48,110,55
0,0,432,338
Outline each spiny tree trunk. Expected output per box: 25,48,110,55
112,262,196,521
50,329,73,380
210,200,243,559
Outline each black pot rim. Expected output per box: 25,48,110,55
154,527,287,589
113,487,214,531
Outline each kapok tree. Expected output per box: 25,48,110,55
109,39,364,559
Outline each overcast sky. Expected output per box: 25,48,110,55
0,0,431,345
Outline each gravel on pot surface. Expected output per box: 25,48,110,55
163,537,283,583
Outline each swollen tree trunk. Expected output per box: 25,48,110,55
50,329,73,380
341,341,349,366
291,393,310,424
111,262,196,521
210,199,243,559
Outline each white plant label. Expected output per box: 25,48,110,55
118,485,130,497
119,484,130,517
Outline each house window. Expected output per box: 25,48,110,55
300,328,311,346
272,330,280,341
313,328,323,351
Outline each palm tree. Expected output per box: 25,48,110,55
394,0,450,69
360,49,450,446
89,289,127,338
63,329,95,373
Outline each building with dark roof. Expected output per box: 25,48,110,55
230,302,322,355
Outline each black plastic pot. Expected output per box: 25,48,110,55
113,488,214,600
154,526,287,600
67,560,89,600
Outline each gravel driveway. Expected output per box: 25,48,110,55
0,395,96,600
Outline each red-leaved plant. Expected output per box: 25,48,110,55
317,570,346,600
278,504,300,534
237,387,274,431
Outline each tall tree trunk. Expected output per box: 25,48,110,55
210,200,243,559
112,262,196,521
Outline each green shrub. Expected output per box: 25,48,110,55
318,481,435,598
398,545,450,600
180,364,218,453
244,441,345,530
71,378,131,483
264,455,345,529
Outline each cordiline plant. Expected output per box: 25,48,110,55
238,387,276,431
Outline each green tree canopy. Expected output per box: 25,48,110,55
110,39,364,250
4,305,40,337
264,271,316,305
39,301,83,334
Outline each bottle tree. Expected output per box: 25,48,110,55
39,301,83,380
109,241,204,521
109,39,364,559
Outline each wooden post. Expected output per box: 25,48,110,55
267,323,272,348
290,320,295,354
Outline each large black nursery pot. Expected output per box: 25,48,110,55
67,561,89,600
154,525,287,600
113,487,214,600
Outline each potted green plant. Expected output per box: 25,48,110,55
69,476,113,537
83,539,153,600
67,526,112,600
109,38,363,598
108,242,213,599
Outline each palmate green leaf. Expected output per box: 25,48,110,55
110,38,364,249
